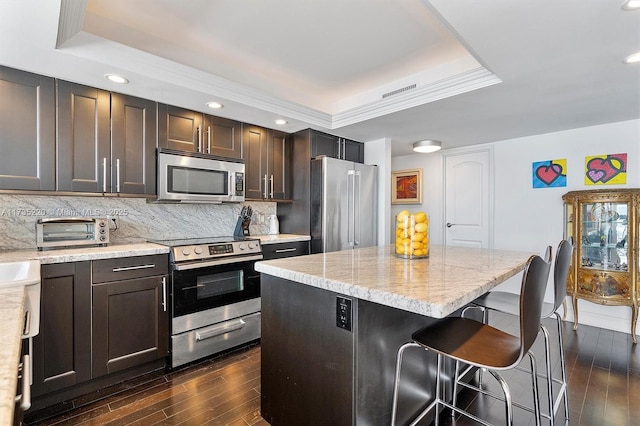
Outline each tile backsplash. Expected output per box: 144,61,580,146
0,194,276,250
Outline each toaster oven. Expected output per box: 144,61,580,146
36,217,109,250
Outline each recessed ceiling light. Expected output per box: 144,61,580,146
206,101,223,109
622,0,640,10
104,74,129,84
624,52,640,64
412,140,442,153
275,119,287,125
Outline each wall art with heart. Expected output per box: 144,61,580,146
584,153,627,186
532,159,567,188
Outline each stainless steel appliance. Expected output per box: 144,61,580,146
156,148,245,203
36,217,109,250
310,156,378,253
149,236,262,368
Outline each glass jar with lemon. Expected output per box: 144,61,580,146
395,210,429,259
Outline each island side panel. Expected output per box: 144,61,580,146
261,275,355,426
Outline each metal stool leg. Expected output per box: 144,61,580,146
528,351,542,426
555,312,570,424
541,324,555,426
391,342,420,426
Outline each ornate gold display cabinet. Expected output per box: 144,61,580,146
563,189,639,343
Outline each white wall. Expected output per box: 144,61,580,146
364,138,392,245
391,118,640,335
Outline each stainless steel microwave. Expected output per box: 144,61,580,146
156,148,245,203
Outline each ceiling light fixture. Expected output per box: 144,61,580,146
622,0,640,10
104,74,129,84
206,101,223,109
274,119,287,125
623,52,640,64
412,140,442,153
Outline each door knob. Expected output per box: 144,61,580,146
446,222,456,228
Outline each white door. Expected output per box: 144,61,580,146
444,149,493,248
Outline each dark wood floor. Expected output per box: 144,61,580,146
25,315,640,426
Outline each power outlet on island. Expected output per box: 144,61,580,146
336,296,352,331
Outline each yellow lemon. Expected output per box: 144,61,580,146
415,223,428,233
414,212,427,223
412,241,422,249
402,238,411,246
411,233,424,242
397,210,410,222
413,249,423,256
396,245,405,255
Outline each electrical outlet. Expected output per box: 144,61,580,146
336,297,352,331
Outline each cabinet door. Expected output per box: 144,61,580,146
157,104,203,152
92,275,168,377
342,139,364,163
262,241,310,260
111,93,157,195
267,130,290,200
243,124,268,199
0,66,56,190
310,130,339,159
57,80,111,192
204,115,242,158
32,262,91,397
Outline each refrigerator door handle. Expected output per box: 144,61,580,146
354,171,361,246
347,170,356,247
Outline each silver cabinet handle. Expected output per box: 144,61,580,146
197,126,202,152
161,277,167,312
102,157,107,192
342,139,346,159
195,319,245,341
275,248,297,253
112,264,156,272
269,175,274,198
22,310,30,337
116,158,121,193
446,223,457,228
207,126,211,154
15,354,31,411
354,170,361,246
174,254,263,270
263,174,268,199
337,138,342,159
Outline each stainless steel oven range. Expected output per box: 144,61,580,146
150,236,262,368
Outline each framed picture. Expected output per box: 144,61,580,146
391,169,422,204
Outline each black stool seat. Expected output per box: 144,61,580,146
412,316,521,369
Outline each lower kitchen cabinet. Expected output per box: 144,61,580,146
32,262,91,397
92,255,169,377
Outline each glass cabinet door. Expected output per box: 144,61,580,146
579,201,628,271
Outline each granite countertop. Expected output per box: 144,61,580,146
256,234,310,244
0,286,25,426
0,243,170,264
255,244,535,318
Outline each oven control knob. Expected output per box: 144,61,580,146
239,243,247,250
182,248,191,256
248,241,258,249
194,246,203,255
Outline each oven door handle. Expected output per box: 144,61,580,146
195,319,246,341
173,254,264,271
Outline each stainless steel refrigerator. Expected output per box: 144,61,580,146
310,156,378,253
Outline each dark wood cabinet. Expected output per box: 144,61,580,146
110,93,157,195
32,262,91,397
158,104,242,159
57,80,111,193
57,81,156,194
92,255,169,377
261,240,310,260
310,129,364,163
0,66,56,191
243,125,290,200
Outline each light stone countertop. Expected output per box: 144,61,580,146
0,286,25,426
255,244,536,318
256,234,310,245
0,243,170,264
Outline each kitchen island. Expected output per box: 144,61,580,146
255,244,535,426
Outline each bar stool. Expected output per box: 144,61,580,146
390,252,552,426
469,239,572,426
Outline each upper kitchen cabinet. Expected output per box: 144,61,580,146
310,129,364,163
243,124,290,200
0,66,56,190
158,104,242,159
111,93,157,195
57,81,157,195
57,80,111,193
